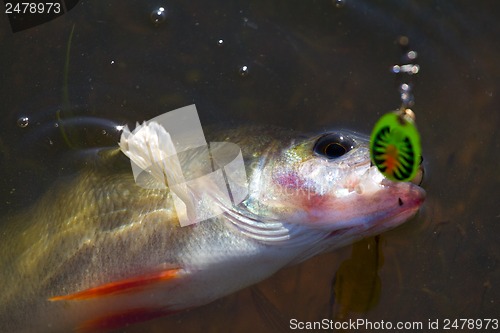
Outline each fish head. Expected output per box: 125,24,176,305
247,130,425,248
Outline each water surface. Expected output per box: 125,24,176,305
1,0,498,332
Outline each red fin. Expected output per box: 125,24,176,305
49,268,181,301
77,307,182,332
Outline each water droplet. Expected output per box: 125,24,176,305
17,116,29,128
217,39,224,47
407,50,417,60
398,36,409,47
238,65,250,77
400,91,415,107
150,6,167,26
396,64,419,75
399,83,411,93
242,17,258,29
333,0,346,8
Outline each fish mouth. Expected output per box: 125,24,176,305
369,180,425,233
321,158,426,232
325,181,425,244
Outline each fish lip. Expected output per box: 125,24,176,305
326,184,425,239
384,181,426,225
322,181,424,235
388,180,426,207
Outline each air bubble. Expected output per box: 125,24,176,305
333,0,346,8
17,116,29,128
217,39,224,47
238,65,250,77
150,7,167,26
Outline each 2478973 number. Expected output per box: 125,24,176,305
443,318,499,330
5,2,61,14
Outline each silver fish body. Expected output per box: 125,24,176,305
0,126,425,332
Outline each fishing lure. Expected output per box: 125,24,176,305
370,37,422,182
370,108,421,182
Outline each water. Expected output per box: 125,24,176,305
1,0,498,332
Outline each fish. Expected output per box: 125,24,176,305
0,124,425,332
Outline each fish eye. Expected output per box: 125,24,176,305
313,133,355,159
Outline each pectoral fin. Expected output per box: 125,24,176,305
48,267,181,301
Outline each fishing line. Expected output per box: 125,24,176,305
56,23,76,149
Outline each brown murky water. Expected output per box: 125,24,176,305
1,1,498,332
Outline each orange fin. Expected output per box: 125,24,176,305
49,268,181,301
77,307,182,332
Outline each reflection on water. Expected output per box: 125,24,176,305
1,0,498,332
332,236,383,320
